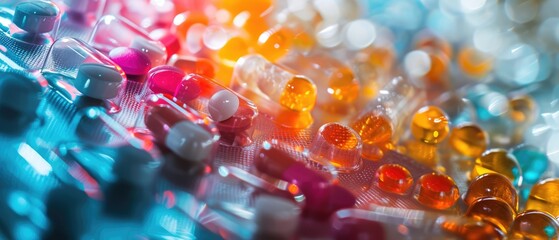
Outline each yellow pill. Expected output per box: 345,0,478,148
256,26,294,62
526,178,559,218
411,106,450,144
471,149,523,187
509,210,559,239
449,124,488,158
279,76,317,112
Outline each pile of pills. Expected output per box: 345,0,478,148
0,0,558,239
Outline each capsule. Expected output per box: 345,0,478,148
144,105,215,162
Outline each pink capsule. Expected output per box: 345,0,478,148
109,47,152,76
144,105,215,162
147,65,185,95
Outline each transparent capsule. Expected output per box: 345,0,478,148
231,54,317,128
89,15,167,67
174,74,259,146
41,37,126,113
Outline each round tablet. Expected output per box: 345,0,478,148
74,63,124,99
109,47,152,76
13,1,60,34
208,90,239,122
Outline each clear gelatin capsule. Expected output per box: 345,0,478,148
231,54,317,128
471,149,523,187
144,94,220,162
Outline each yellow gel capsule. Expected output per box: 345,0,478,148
411,106,450,144
256,26,294,62
471,149,523,187
449,124,488,158
526,178,559,218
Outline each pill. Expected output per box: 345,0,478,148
109,47,152,76
74,63,124,100
147,65,185,95
208,90,239,122
174,75,201,102
144,105,215,162
13,1,60,34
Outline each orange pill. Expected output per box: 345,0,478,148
375,164,414,195
414,173,460,210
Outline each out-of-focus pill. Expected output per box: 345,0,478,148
147,65,185,95
144,105,214,162
208,90,239,122
254,195,300,239
12,1,60,34
74,63,124,99
109,47,152,76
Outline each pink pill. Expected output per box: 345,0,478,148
147,65,185,95
109,47,152,76
174,76,201,102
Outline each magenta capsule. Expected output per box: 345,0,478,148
174,73,258,146
144,95,219,162
255,142,356,218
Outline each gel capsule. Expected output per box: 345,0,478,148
309,122,362,172
375,164,413,195
526,178,559,218
464,173,518,211
465,197,516,235
509,210,559,239
414,173,459,210
144,105,215,162
449,124,488,158
411,106,450,144
471,149,523,187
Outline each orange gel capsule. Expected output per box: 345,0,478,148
411,106,450,144
464,173,518,211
